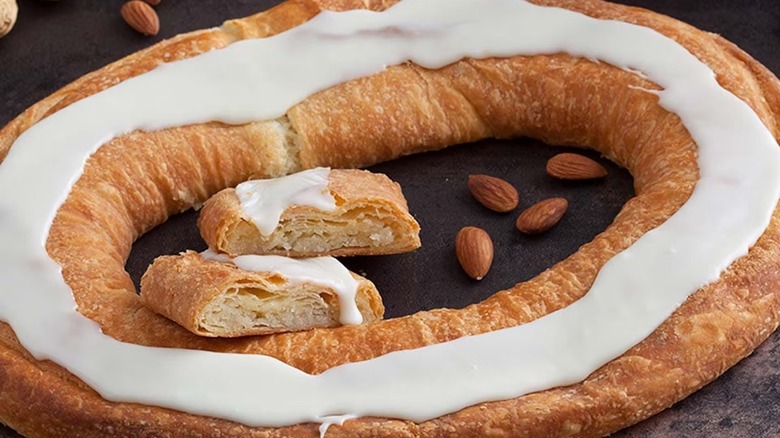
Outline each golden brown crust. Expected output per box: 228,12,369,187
199,169,421,257
0,0,778,437
139,251,384,337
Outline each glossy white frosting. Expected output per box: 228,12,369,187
235,167,336,236
318,414,357,438
202,249,362,325
0,0,778,429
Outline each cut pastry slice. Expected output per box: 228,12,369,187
140,250,384,337
198,167,421,257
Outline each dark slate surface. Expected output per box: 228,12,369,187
1,1,778,436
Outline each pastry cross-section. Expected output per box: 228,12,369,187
199,168,421,257
140,251,384,337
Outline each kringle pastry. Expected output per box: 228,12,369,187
140,251,384,337
0,0,779,437
199,167,422,257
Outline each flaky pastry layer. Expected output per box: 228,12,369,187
140,251,384,337
199,169,421,257
0,0,779,437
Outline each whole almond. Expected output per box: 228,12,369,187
468,174,519,213
121,1,159,36
142,0,162,5
455,226,494,280
546,153,607,180
516,198,568,234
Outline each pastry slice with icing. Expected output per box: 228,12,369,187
199,167,421,257
140,250,384,337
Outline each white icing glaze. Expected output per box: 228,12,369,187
318,414,357,438
0,0,778,428
235,167,336,236
201,249,362,325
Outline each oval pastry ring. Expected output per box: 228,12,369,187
0,0,779,436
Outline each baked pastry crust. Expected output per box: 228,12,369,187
140,251,384,337
199,168,422,257
0,0,779,437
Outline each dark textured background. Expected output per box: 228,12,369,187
1,0,779,436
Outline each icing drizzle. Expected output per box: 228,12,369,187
0,0,778,428
236,167,336,236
